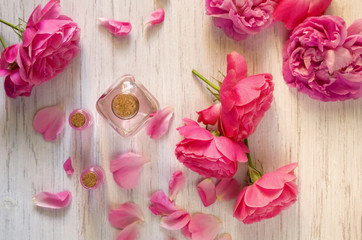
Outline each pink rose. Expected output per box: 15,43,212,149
283,16,362,101
175,118,248,178
198,52,274,141
205,0,278,40
0,0,80,98
273,0,332,29
233,163,299,224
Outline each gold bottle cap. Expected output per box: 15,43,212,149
111,93,139,119
82,172,98,188
70,112,86,128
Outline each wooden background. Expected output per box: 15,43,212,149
0,0,361,239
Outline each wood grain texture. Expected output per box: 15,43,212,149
0,0,361,239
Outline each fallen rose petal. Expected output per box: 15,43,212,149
181,223,192,239
32,191,72,209
116,222,141,240
218,233,232,240
144,8,165,26
216,178,241,201
33,105,65,141
110,152,149,189
197,178,217,207
98,17,132,36
109,202,145,229
168,171,186,201
189,213,222,240
146,106,174,139
63,157,74,176
149,190,178,215
160,210,191,230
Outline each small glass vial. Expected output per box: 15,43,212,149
80,166,105,189
96,74,159,137
69,108,93,130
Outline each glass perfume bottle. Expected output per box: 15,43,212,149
80,166,105,190
96,74,159,137
69,108,93,130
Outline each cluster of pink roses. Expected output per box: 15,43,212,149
205,0,362,102
0,0,80,98
175,51,299,224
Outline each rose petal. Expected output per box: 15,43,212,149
32,191,72,209
63,157,74,176
116,222,141,240
181,223,192,239
218,233,232,240
197,103,221,125
347,19,362,36
144,8,165,26
146,106,174,139
189,213,222,240
160,210,191,230
216,178,241,201
110,152,149,189
98,17,131,37
109,202,145,229
149,190,178,215
197,178,217,207
33,106,65,141
168,170,186,201
273,0,309,30
227,51,247,80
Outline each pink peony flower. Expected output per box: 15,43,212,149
273,0,332,30
0,0,80,98
283,16,362,101
205,0,279,40
233,163,299,224
175,118,248,178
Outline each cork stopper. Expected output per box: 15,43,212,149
111,93,139,119
70,112,86,128
82,172,98,188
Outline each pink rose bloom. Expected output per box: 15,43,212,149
273,0,332,29
198,52,274,141
233,162,299,224
205,0,279,40
175,118,248,178
283,16,362,101
0,0,80,98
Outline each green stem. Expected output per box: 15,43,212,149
0,19,24,33
192,69,220,92
0,35,6,49
244,138,254,169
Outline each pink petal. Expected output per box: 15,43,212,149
276,162,298,174
110,152,149,189
189,213,222,240
273,0,309,30
146,106,174,139
227,51,247,80
216,178,241,201
144,8,165,26
33,106,65,141
116,222,141,240
98,17,131,37
32,191,72,209
149,190,178,215
197,103,221,125
160,210,191,230
168,170,186,201
181,223,192,239
347,19,362,36
218,233,232,240
197,178,217,207
63,157,74,176
109,202,145,229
